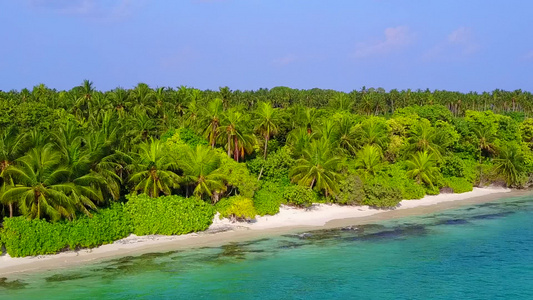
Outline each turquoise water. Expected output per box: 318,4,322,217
1,195,532,299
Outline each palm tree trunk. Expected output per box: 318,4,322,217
227,134,231,157
211,123,217,148
263,134,269,159
310,178,316,189
233,136,239,162
8,203,13,218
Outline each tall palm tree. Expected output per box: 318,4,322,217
405,151,440,187
353,117,390,150
219,86,232,110
0,127,24,217
289,139,342,197
472,124,497,185
218,109,255,162
335,116,357,155
180,145,226,201
128,138,180,197
406,119,444,159
3,144,102,221
494,145,524,187
254,102,280,159
287,127,316,158
354,145,384,177
202,98,224,148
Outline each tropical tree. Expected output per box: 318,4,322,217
287,127,316,158
289,139,342,197
353,117,390,150
354,145,384,177
202,98,224,148
180,145,226,201
3,144,102,220
255,102,280,159
128,138,180,197
218,109,255,162
493,144,525,187
405,151,440,187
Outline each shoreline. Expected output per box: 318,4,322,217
0,187,527,277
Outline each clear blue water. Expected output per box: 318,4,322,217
1,195,532,300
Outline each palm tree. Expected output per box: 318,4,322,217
287,127,316,158
472,124,497,185
354,145,384,177
353,117,390,150
128,138,180,197
330,93,351,111
218,109,255,162
180,145,226,201
405,151,440,187
254,102,280,159
289,139,342,197
219,86,232,110
3,144,102,221
202,98,224,148
335,116,357,155
406,119,445,159
494,145,524,187
0,127,25,174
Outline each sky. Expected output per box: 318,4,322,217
1,0,532,93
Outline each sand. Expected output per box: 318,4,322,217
0,187,522,276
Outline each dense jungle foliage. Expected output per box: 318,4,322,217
1,81,533,255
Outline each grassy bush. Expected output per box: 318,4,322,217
216,195,257,220
443,176,474,193
253,181,285,216
362,180,402,208
125,194,215,236
335,173,364,205
282,185,316,208
1,204,131,257
383,164,426,200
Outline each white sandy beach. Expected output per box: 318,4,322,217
0,187,515,275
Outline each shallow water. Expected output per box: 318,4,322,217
1,195,532,299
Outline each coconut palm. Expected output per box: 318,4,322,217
218,109,255,162
3,144,102,221
354,145,384,177
405,151,440,187
353,117,390,150
180,145,226,201
128,138,180,197
287,127,316,158
289,139,342,197
493,144,525,187
406,119,445,158
254,102,280,159
202,98,224,148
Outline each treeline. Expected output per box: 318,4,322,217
1,81,532,240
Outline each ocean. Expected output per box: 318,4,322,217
1,194,532,300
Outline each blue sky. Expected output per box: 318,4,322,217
1,0,532,93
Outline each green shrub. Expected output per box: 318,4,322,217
401,181,426,199
216,195,257,220
253,181,285,216
335,173,364,205
443,176,474,193
282,185,316,208
383,164,425,200
218,152,259,198
362,180,402,208
247,147,294,184
425,185,440,195
1,204,131,257
125,194,215,236
66,204,132,249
